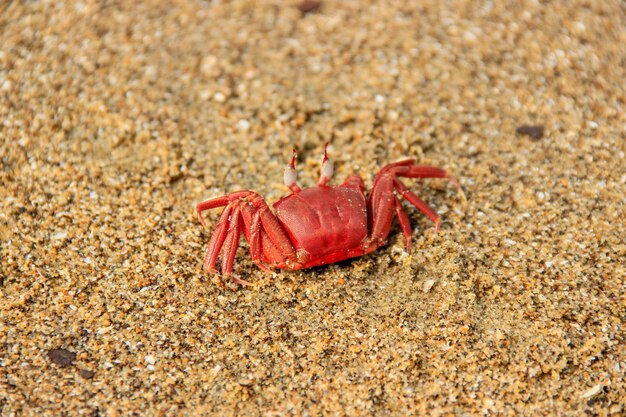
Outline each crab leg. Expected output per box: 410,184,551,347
260,230,290,264
238,202,280,272
367,174,390,225
220,207,242,275
196,191,251,227
369,178,425,250
203,205,234,272
368,160,463,251
377,159,415,175
394,165,464,197
375,162,463,196
249,209,263,262
371,159,415,192
369,176,397,244
394,196,413,251
259,207,297,259
197,190,298,275
394,165,447,178
393,178,441,231
248,210,274,273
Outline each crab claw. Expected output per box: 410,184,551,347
318,142,334,186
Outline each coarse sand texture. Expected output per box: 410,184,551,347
1,1,625,416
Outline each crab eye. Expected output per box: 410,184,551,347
284,165,297,187
318,142,334,186
321,157,334,179
284,147,299,187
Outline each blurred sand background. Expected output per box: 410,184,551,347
1,0,625,415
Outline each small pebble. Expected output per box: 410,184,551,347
516,125,545,140
422,279,436,293
79,369,95,379
47,348,76,367
581,384,603,399
297,0,322,15
236,119,251,132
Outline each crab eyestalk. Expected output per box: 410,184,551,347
284,148,301,193
318,142,334,186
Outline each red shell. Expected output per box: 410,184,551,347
273,184,368,268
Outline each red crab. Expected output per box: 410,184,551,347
196,144,463,282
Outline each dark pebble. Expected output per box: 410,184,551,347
516,125,545,140
297,0,322,15
80,369,95,379
47,348,76,367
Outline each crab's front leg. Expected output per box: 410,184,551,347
196,191,299,275
366,160,464,250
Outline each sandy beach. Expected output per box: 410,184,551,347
1,1,625,415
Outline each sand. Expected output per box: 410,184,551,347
1,1,625,415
